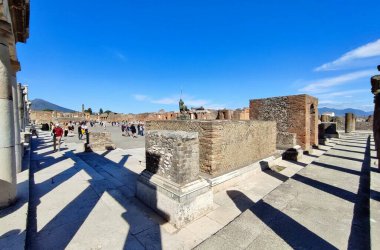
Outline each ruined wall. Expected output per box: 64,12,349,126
146,131,199,185
146,120,276,176
332,116,372,131
250,94,318,150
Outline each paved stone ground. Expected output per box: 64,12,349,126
196,132,376,249
20,130,378,249
62,125,145,149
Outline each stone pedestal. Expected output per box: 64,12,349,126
318,122,339,145
84,132,115,152
276,132,297,150
345,113,356,133
136,130,213,228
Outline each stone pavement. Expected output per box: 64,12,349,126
16,130,378,249
196,132,377,249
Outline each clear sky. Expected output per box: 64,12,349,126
17,1,380,113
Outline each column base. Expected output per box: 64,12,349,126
136,170,213,229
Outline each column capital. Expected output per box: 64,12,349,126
0,19,12,42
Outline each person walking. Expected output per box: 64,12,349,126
53,123,64,152
78,123,82,140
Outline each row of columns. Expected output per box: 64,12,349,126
0,20,30,208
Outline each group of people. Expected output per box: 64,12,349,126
121,122,144,138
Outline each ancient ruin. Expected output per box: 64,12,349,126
250,94,319,151
371,66,380,169
0,0,30,208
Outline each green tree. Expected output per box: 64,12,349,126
99,108,103,114
85,108,93,115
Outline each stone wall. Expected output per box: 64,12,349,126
146,120,277,176
146,131,199,185
85,132,115,152
331,116,373,131
250,94,318,150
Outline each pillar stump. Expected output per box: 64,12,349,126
136,130,213,228
345,113,356,133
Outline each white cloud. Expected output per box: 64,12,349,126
317,89,368,99
315,39,380,71
299,69,375,94
151,97,178,105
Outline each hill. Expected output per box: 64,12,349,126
31,99,76,113
318,107,373,117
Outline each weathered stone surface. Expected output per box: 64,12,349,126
250,94,318,151
146,120,277,176
85,132,115,152
345,113,356,133
145,130,199,185
277,132,297,150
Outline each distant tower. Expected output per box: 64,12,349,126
82,104,85,113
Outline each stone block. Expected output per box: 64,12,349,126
137,130,213,228
282,146,303,161
276,132,297,149
136,171,213,229
319,122,339,139
85,132,115,152
145,130,199,185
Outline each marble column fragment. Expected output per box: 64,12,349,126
11,65,22,173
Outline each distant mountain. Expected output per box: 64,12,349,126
319,107,373,117
31,99,76,113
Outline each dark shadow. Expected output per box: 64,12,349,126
347,136,371,249
336,144,367,149
259,161,269,171
371,190,380,202
118,154,131,166
145,152,161,174
282,160,308,167
371,167,380,173
291,174,357,203
332,148,365,154
263,169,289,182
304,154,319,158
226,191,337,249
26,131,162,249
323,153,364,163
312,161,361,176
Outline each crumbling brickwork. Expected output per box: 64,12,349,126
250,94,318,150
146,120,276,176
146,131,199,185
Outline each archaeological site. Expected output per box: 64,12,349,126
1,1,379,250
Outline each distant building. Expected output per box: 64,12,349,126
322,112,335,117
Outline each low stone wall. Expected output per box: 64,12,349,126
85,132,115,152
146,120,277,176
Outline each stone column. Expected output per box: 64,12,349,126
17,83,24,131
11,62,22,173
371,71,380,169
345,113,355,133
0,21,17,207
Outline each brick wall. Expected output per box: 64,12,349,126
250,94,318,150
146,120,276,176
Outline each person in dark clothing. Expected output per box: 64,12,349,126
77,124,82,140
130,124,137,138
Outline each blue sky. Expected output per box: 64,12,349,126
17,1,380,113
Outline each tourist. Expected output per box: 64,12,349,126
78,123,82,140
52,123,63,152
64,123,69,137
130,124,137,138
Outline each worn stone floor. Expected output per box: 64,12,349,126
196,132,377,249
2,130,377,249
